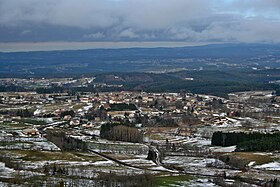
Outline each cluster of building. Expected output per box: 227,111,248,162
0,88,279,142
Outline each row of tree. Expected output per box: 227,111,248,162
0,85,26,92
60,110,75,118
100,123,143,143
84,106,108,121
16,109,33,117
36,86,64,94
211,131,280,148
46,131,88,151
95,172,155,187
108,103,137,111
236,136,280,152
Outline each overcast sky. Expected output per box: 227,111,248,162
0,0,280,43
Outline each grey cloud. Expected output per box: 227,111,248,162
118,28,139,39
0,0,280,43
0,0,212,29
83,32,106,39
20,30,31,35
225,0,280,19
120,0,212,30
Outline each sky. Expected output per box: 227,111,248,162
0,0,280,44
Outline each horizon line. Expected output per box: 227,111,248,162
0,41,227,52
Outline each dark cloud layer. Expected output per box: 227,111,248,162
0,0,279,43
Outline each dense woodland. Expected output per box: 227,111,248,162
108,103,137,111
212,131,280,152
236,136,280,152
100,123,143,143
1,44,280,98
46,131,88,151
16,109,33,118
0,68,280,98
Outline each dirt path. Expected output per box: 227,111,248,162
88,149,177,173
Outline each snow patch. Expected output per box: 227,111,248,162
254,162,280,171
210,146,236,153
248,161,256,167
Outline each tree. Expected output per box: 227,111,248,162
100,123,143,143
60,110,75,118
16,109,32,117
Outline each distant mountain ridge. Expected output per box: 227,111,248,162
0,43,280,76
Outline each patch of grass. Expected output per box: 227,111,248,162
220,152,274,168
155,175,194,187
88,141,147,153
6,150,82,162
72,152,105,162
72,104,85,110
0,141,33,146
15,118,47,126
230,152,274,165
148,134,163,141
4,150,105,163
0,122,31,129
1,175,67,186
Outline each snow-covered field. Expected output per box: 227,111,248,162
0,140,60,151
0,162,15,178
1,116,279,187
254,162,280,171
210,145,236,153
183,178,218,187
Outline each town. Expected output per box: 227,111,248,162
0,77,280,186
